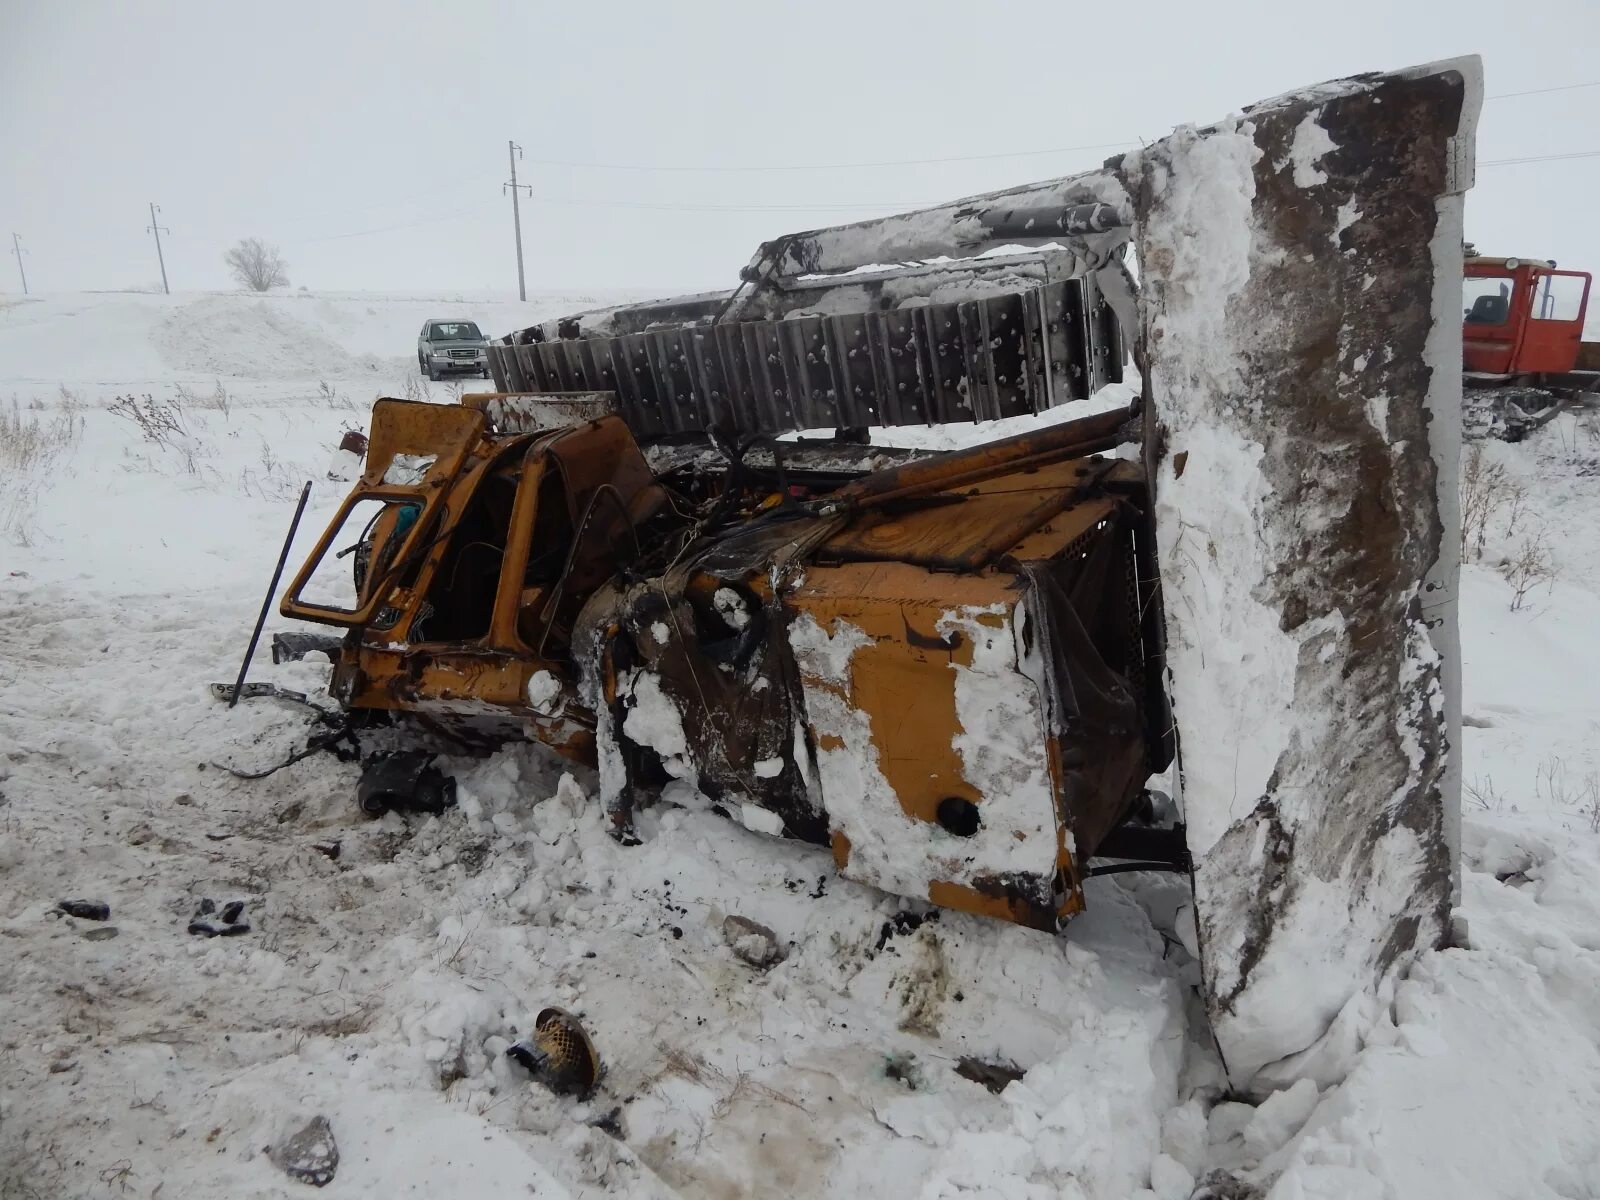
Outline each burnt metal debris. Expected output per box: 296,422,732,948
507,1006,602,1097
57,899,110,921
356,751,456,818
266,59,1474,1085
272,1115,339,1188
187,898,250,936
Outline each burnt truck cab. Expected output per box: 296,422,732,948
279,395,657,762
280,389,1174,931
281,169,1177,933
1463,256,1592,379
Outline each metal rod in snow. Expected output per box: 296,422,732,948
228,480,313,709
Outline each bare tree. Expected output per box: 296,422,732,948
224,238,289,292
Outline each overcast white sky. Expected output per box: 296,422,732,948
3,0,1596,298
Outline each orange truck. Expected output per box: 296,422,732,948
1464,256,1592,377
1463,255,1599,437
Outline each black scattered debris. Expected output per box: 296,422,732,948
883,1052,922,1090
82,926,120,942
187,898,250,937
356,750,456,818
874,908,938,953
590,1107,626,1140
213,714,361,781
311,841,341,861
1192,1170,1267,1199
58,899,110,921
809,875,828,899
954,1056,1026,1095
456,840,491,875
271,1115,339,1188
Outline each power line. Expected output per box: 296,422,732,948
292,202,494,244
521,140,1134,174
1486,79,1600,100
512,79,1600,177
288,144,1600,244
524,194,929,214
280,103,1600,246
270,179,485,231
237,77,1600,248
1480,149,1600,167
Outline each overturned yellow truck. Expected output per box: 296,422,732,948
279,58,1476,1087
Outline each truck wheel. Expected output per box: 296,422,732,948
426,362,440,381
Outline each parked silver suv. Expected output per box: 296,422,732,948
417,319,490,381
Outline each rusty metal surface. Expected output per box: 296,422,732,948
814,459,1126,572
573,432,1163,931
285,383,1165,933
825,403,1133,512
784,566,1079,929
461,391,617,435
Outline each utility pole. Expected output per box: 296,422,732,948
146,202,171,295
503,141,531,302
9,233,26,295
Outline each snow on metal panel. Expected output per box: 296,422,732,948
1125,57,1477,1086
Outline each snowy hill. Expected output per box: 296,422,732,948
1,291,1599,1198
0,288,647,385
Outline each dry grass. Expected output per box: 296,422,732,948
174,379,233,416
1,397,84,545
1460,444,1560,611
1460,444,1522,562
1501,528,1556,612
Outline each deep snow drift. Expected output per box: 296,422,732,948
2,289,1599,1198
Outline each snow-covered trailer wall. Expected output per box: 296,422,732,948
1121,58,1478,1085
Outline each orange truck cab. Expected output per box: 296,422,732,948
1463,256,1591,379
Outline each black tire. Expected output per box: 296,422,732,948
426,362,440,382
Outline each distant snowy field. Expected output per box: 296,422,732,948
1,289,1599,1198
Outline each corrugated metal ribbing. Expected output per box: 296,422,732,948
486,278,1119,436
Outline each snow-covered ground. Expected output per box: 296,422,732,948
1,289,1598,1198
